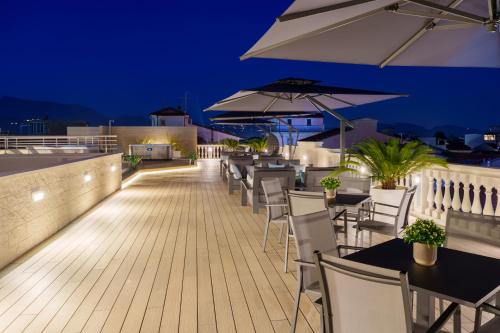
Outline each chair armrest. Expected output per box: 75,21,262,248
331,209,347,221
481,303,500,316
373,201,400,209
265,203,288,208
426,303,459,333
241,179,251,190
338,245,365,257
358,207,398,218
294,259,315,268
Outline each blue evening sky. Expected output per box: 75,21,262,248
1,0,498,130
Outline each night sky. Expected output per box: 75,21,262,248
1,0,498,130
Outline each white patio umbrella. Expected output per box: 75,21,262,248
241,0,500,67
204,78,404,161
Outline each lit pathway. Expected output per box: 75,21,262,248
0,160,485,332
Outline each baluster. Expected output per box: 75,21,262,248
483,180,494,216
451,174,462,211
461,176,472,213
442,174,451,211
495,185,500,217
433,172,444,218
425,170,435,217
471,176,482,214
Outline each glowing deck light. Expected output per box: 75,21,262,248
110,164,117,172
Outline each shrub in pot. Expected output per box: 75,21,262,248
320,176,341,199
187,151,197,165
221,138,240,152
248,137,268,153
403,218,446,266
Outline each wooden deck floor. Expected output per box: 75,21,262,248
0,160,494,332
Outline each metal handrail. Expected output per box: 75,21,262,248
0,135,118,153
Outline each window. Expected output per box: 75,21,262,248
287,118,292,125
306,118,312,126
484,134,496,141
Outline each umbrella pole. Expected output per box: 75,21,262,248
339,120,345,164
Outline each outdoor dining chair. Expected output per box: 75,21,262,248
354,185,417,247
285,190,346,273
261,178,289,252
440,210,500,333
313,252,460,333
289,210,363,333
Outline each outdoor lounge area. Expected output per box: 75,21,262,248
0,159,497,332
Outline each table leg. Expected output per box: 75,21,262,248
416,292,435,328
343,210,348,244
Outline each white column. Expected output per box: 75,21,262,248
451,173,462,211
425,170,435,217
433,173,444,218
483,180,494,216
496,182,500,217
471,176,483,214
461,177,472,213
442,174,451,212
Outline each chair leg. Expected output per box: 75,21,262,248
279,223,284,244
355,229,359,247
290,273,302,333
453,305,461,333
262,220,270,252
360,230,365,246
284,223,290,273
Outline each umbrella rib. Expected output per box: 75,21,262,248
322,94,358,107
278,0,376,22
379,0,466,67
306,96,354,128
263,95,280,112
488,0,499,20
407,0,487,23
205,92,258,110
388,7,481,24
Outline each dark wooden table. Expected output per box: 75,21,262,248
344,238,500,330
327,193,371,242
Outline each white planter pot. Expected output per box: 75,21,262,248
370,186,406,223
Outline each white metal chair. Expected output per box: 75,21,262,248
441,210,500,333
355,185,417,246
314,252,460,333
261,178,289,253
289,210,363,333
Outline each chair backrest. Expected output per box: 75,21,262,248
261,178,286,220
338,174,371,194
304,167,337,192
254,157,286,167
315,254,413,333
287,190,327,216
252,168,296,198
395,185,417,232
445,210,500,251
290,210,338,289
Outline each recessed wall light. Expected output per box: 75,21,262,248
32,189,45,202
110,164,117,172
84,172,92,182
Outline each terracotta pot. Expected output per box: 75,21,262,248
413,243,437,266
325,188,337,199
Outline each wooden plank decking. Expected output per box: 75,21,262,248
0,160,495,332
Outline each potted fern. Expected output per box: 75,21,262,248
333,138,447,207
320,176,342,199
403,218,445,266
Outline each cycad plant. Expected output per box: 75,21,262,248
221,138,240,151
248,137,268,153
333,138,447,190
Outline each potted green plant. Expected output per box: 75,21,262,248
187,151,197,165
333,138,447,207
221,138,240,152
403,218,446,266
320,176,342,199
124,155,143,170
248,137,268,153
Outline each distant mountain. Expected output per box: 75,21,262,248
379,122,482,139
0,96,108,126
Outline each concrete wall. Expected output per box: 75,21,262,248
294,141,341,167
322,118,393,149
0,153,122,269
68,126,197,156
196,126,240,143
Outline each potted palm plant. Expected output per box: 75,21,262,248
248,137,268,154
320,176,342,199
221,138,240,152
403,218,446,266
333,138,447,207
187,151,197,165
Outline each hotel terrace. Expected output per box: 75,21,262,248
1,0,500,333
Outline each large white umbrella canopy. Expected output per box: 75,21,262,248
205,78,405,160
241,0,500,67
